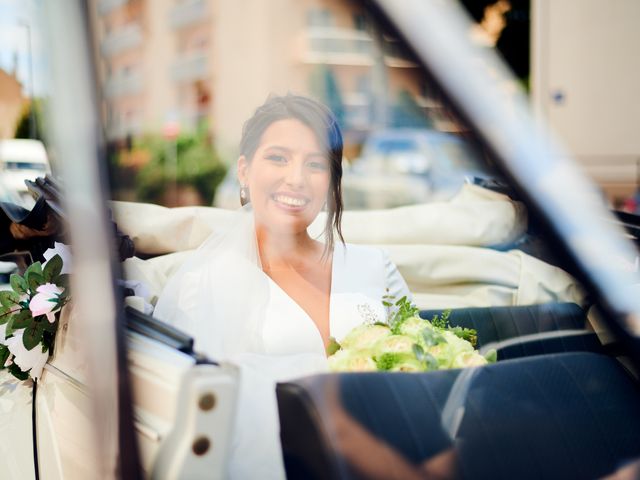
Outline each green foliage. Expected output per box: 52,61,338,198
43,255,63,282
14,98,46,143
484,348,497,363
10,310,31,330
326,336,341,356
0,345,10,369
449,326,478,348
375,352,406,371
8,363,30,381
134,131,227,205
23,323,44,351
0,254,68,380
388,296,420,332
10,274,28,296
431,309,451,329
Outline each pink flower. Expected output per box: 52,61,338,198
29,283,64,323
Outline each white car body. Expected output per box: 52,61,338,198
0,139,50,206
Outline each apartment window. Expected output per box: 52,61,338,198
307,8,333,27
353,13,368,31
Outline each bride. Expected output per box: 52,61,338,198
154,94,410,479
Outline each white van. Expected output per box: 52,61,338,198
0,139,50,206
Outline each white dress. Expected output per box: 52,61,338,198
155,241,410,479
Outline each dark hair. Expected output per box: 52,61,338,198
239,94,345,253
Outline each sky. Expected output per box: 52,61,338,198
0,0,48,96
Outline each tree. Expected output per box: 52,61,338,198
14,98,46,143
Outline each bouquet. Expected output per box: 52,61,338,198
0,249,70,381
328,296,496,372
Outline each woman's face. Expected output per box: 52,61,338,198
238,118,331,236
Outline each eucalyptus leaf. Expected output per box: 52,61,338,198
412,343,425,361
422,329,444,348
23,323,44,351
43,254,63,282
423,352,439,370
10,309,32,330
10,274,28,295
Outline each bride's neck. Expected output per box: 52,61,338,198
256,227,321,270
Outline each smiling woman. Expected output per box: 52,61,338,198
153,94,410,479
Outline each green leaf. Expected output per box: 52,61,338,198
423,352,439,371
22,323,44,351
8,363,30,381
326,337,341,356
394,296,408,306
0,344,10,369
421,328,444,348
10,309,32,330
41,318,58,333
25,261,43,277
412,343,425,361
27,272,45,293
53,273,70,289
0,307,15,326
0,290,20,308
43,254,63,282
10,274,28,295
484,349,498,363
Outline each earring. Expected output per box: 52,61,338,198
240,185,250,205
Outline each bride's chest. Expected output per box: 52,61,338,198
262,248,388,356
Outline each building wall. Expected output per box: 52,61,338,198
90,0,430,162
532,0,640,200
0,69,26,139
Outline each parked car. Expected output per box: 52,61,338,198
2,1,640,479
0,139,50,208
343,128,491,209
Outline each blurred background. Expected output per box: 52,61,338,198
1,0,639,213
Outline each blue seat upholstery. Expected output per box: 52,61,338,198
277,352,640,479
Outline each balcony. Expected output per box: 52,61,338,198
98,0,129,15
101,23,143,57
171,53,208,83
302,27,374,66
169,0,209,30
104,71,143,98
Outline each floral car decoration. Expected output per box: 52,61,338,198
328,296,496,372
0,253,69,381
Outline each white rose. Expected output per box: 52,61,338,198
4,332,49,379
29,283,64,323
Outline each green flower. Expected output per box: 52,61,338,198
373,334,416,355
451,351,488,368
341,324,391,351
328,349,377,372
397,316,430,339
